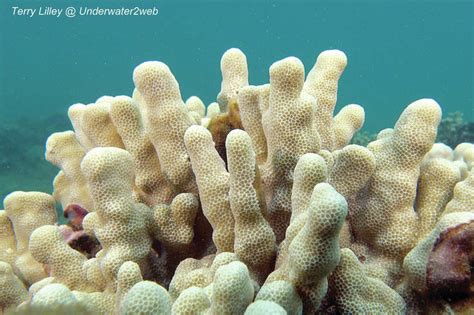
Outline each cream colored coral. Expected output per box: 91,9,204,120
171,286,210,315
210,261,254,315
266,183,346,313
133,61,197,193
120,281,171,315
27,283,91,314
423,143,454,162
188,109,202,125
332,104,365,150
68,103,95,150
30,283,76,307
266,215,307,274
288,183,347,285
27,277,55,298
201,102,221,128
184,126,234,252
169,256,213,302
50,171,72,211
329,144,375,199
255,280,302,315
454,142,474,168
415,158,461,239
4,192,57,284
96,95,114,103
169,253,238,301
0,210,16,266
261,56,320,242
271,155,328,274
72,260,142,314
171,258,259,315
206,102,220,119
351,99,441,258
152,193,199,250
287,183,347,310
109,95,175,206
244,300,286,315
226,129,275,277
186,96,206,120
186,124,274,278
331,248,406,314
290,153,328,222
79,101,125,149
3,47,472,314
255,84,270,113
81,147,153,284
377,128,394,140
81,257,106,292
73,290,114,314
442,169,474,215
0,261,27,313
45,131,93,211
237,86,268,164
115,261,143,310
303,50,347,150
402,211,474,293
422,142,472,179
29,225,93,292
217,48,249,112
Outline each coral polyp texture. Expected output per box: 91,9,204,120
1,48,473,315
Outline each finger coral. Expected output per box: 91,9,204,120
0,262,27,313
0,48,472,315
3,192,57,285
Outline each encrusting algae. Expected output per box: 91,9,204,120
0,48,473,315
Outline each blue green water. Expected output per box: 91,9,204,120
0,0,472,201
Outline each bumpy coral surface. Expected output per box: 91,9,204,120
0,48,473,315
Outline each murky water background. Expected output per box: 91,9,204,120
0,0,472,201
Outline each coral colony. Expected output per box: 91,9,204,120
0,48,473,315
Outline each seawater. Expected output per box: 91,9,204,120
0,0,472,201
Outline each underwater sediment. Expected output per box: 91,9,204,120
0,48,473,315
